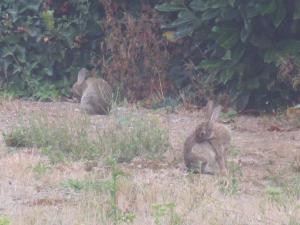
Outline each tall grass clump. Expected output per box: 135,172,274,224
3,111,100,162
4,108,170,163
99,111,170,162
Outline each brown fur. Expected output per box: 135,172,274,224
183,133,216,174
72,68,113,115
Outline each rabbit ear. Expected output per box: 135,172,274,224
77,68,89,84
210,105,222,122
206,100,214,119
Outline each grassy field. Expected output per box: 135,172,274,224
0,100,299,225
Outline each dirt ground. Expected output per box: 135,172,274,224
0,100,299,225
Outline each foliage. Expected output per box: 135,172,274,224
0,0,104,100
156,0,300,110
152,202,183,225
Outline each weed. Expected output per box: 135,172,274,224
266,172,300,200
104,158,135,224
32,163,51,176
218,161,242,195
61,179,85,192
228,146,241,158
152,202,183,225
0,216,10,225
220,109,238,122
61,179,104,192
265,186,283,203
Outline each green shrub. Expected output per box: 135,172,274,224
0,0,104,99
156,0,300,110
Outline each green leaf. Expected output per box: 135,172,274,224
19,3,40,13
271,0,286,28
211,26,240,49
293,0,300,20
231,44,246,65
246,78,260,90
162,10,195,28
155,3,185,12
15,46,26,64
222,50,232,60
263,50,278,64
2,47,15,58
228,0,235,7
197,59,224,70
217,31,240,49
245,2,262,18
189,0,206,11
175,26,194,38
43,67,53,76
250,34,273,49
260,0,276,15
12,65,22,74
190,0,228,11
240,19,252,43
278,39,300,54
201,9,220,21
42,10,55,30
220,69,235,84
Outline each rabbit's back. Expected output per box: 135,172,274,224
184,133,216,173
212,123,231,148
80,78,113,115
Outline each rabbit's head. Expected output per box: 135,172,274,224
195,100,221,142
72,68,90,98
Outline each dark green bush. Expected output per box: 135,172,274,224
156,0,300,110
0,0,104,100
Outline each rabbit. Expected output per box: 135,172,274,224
184,134,217,174
72,68,113,115
183,100,231,175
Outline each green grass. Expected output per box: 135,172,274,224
0,216,10,225
3,109,169,163
102,112,169,162
265,186,284,203
60,177,111,193
31,162,51,176
3,112,99,162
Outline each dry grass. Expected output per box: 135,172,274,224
0,100,300,225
